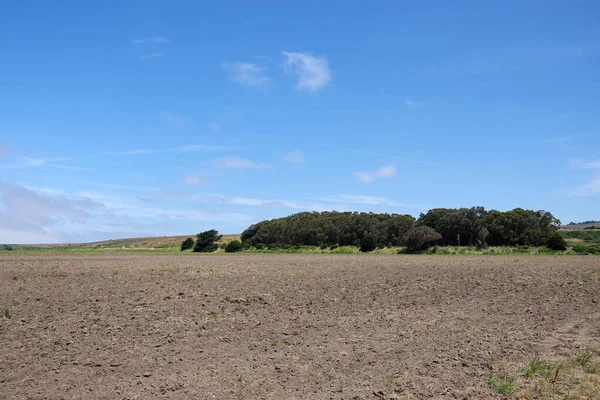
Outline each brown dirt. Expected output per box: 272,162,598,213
1,254,599,399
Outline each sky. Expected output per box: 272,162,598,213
1,1,599,243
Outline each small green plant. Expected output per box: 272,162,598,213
522,356,551,378
112,270,119,276
37,352,49,358
487,373,516,395
208,311,217,318
2,308,12,319
574,352,592,368
271,340,279,346
386,373,399,391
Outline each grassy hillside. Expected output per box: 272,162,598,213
2,234,241,252
561,229,600,245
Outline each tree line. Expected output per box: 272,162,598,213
239,207,566,251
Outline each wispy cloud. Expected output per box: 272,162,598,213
569,159,600,196
281,150,305,164
221,62,270,86
282,51,331,92
545,133,593,144
0,183,253,243
404,98,424,108
315,194,420,208
571,159,600,169
213,156,271,169
100,149,155,156
261,133,444,168
175,144,228,152
189,193,331,212
141,53,164,59
353,165,397,183
132,36,171,45
0,156,82,170
98,145,226,157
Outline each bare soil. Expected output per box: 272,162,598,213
1,254,599,399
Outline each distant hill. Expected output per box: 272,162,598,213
560,221,600,231
8,234,241,250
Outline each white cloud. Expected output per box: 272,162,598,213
315,194,420,208
404,98,424,108
281,150,305,164
571,159,600,169
0,183,253,243
282,51,331,92
175,144,227,152
189,194,331,212
0,156,84,170
571,176,600,196
353,165,397,183
213,156,270,169
100,149,154,156
570,159,600,196
132,36,171,45
221,62,270,86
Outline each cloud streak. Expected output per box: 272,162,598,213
570,159,600,196
132,36,171,45
281,150,305,164
213,156,271,169
221,62,270,86
282,51,331,92
353,165,397,183
404,98,424,108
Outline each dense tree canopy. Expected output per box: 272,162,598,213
241,208,562,249
241,211,415,248
193,229,222,252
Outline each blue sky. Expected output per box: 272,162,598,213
1,1,599,243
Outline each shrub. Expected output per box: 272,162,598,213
193,229,222,252
405,226,442,252
180,237,194,251
546,232,567,251
329,244,339,250
225,240,243,253
359,234,377,252
254,243,266,250
573,244,600,255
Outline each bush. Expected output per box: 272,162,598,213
193,229,222,252
180,237,194,251
1,244,13,251
254,243,266,250
546,233,567,251
329,244,339,250
572,244,600,255
405,226,442,252
225,240,243,253
359,234,377,252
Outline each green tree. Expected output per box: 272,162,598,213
224,240,243,253
180,237,194,251
405,226,442,252
359,234,377,252
546,233,567,251
193,230,222,252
